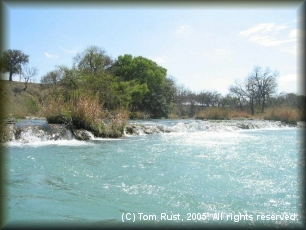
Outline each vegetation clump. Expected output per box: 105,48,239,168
42,94,129,138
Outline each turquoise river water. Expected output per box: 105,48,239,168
2,119,305,228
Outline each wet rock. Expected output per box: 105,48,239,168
0,124,16,142
15,125,47,142
74,129,92,140
125,123,172,135
237,122,256,129
143,126,160,134
48,124,74,140
125,125,139,135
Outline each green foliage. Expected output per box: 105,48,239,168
41,69,62,86
113,55,166,90
112,54,174,118
26,98,39,114
118,80,149,110
1,49,29,81
78,72,120,109
38,46,175,119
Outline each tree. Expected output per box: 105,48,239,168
57,65,81,101
112,54,166,91
196,90,221,108
40,67,65,94
42,65,80,100
173,84,189,117
230,66,278,115
79,71,121,109
112,54,169,117
230,78,257,114
22,66,38,91
146,77,175,118
73,46,113,75
1,49,29,81
219,94,240,109
41,69,62,86
250,66,278,113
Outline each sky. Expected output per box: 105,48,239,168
3,1,304,95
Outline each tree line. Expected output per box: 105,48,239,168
1,47,305,119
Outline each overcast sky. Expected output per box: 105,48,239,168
3,2,303,95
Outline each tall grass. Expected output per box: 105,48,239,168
42,94,129,138
195,107,228,120
195,107,251,120
263,106,302,125
195,106,303,125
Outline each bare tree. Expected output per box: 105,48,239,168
230,66,278,114
196,90,216,107
22,66,38,91
229,78,257,115
73,46,113,75
219,94,239,109
251,66,278,113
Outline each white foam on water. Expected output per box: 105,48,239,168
4,139,94,148
128,119,295,135
90,136,125,141
4,119,297,146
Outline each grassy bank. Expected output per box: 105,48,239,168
195,106,304,125
0,80,47,118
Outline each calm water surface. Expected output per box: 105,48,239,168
3,120,304,228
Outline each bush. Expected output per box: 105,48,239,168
42,94,129,138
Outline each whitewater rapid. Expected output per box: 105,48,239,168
2,118,298,147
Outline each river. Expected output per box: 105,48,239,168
2,119,304,228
